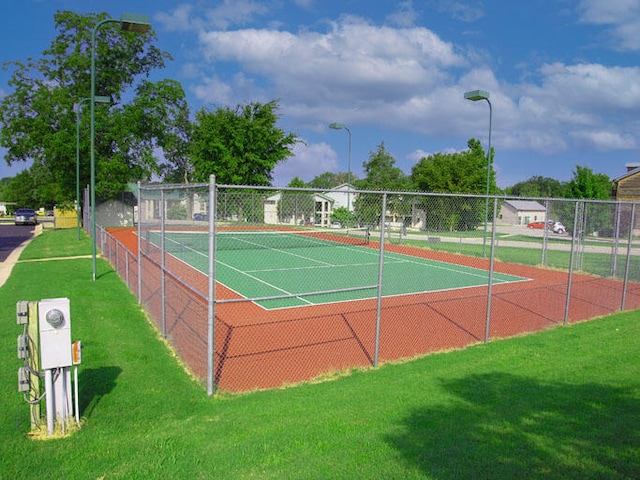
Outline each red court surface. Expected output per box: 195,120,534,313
108,227,640,392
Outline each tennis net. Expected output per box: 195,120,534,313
147,227,371,253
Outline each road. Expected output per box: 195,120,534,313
0,222,39,287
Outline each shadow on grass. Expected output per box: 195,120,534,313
78,366,122,419
386,373,640,479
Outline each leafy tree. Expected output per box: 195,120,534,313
411,139,496,194
288,177,308,188
505,176,564,198
357,142,408,191
308,172,354,190
190,100,299,185
564,165,611,200
126,79,191,183
354,142,410,225
1,170,39,208
411,139,495,231
0,11,172,204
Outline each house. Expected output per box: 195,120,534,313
264,191,333,226
263,184,356,227
499,200,546,226
611,163,640,234
611,163,640,200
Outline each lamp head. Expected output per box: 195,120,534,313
464,90,490,102
120,13,151,33
329,122,346,130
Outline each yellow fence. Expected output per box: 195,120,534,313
53,209,78,229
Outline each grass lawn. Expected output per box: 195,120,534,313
1,229,639,479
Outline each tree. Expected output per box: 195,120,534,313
125,79,192,184
308,172,354,190
0,11,173,203
287,177,307,188
564,165,611,200
411,139,496,194
410,139,497,231
505,176,564,198
190,100,300,185
354,142,411,225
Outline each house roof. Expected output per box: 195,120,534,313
503,200,546,211
611,166,640,183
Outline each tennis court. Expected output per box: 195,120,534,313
148,228,529,309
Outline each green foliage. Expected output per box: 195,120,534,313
411,138,495,194
167,202,188,220
0,230,638,479
190,100,299,185
411,139,495,231
354,142,411,225
308,171,354,189
0,11,172,204
565,165,611,200
287,176,308,188
505,175,565,197
330,206,354,226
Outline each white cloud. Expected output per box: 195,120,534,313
386,1,420,27
154,0,270,32
272,141,339,186
577,0,640,50
570,130,637,150
433,0,485,23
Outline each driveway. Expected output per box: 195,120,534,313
0,223,40,287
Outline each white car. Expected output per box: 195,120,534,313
551,221,566,234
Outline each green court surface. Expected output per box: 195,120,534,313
152,230,528,309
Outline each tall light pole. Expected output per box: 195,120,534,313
76,96,109,240
329,122,352,227
464,89,493,257
91,13,151,280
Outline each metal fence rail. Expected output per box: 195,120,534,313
92,179,640,394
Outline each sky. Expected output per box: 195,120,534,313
1,0,640,189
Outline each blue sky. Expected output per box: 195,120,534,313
1,0,640,188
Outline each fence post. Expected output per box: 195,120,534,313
160,189,167,338
137,181,142,304
564,201,582,326
484,197,499,343
621,203,636,312
207,175,217,396
374,193,387,368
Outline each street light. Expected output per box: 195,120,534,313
91,13,151,280
329,122,352,227
76,96,109,241
464,89,493,257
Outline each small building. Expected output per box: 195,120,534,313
611,163,640,201
499,200,546,226
611,163,640,235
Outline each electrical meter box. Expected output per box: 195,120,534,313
38,298,72,369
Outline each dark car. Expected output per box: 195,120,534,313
14,208,38,226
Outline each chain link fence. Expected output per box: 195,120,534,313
92,179,640,394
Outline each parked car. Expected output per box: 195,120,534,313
551,221,567,234
14,208,38,225
526,221,547,229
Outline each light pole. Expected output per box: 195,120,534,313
329,122,352,227
91,13,151,280
76,96,109,240
464,89,493,257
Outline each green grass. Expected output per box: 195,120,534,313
1,229,639,479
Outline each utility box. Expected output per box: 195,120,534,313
38,298,72,370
